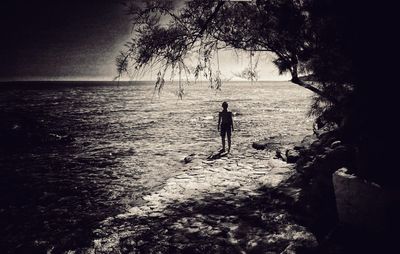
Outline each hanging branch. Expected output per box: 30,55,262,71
214,40,222,90
177,61,184,99
118,0,341,104
250,50,254,85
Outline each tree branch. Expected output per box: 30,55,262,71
291,74,338,104
190,1,225,47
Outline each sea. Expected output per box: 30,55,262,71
0,81,314,253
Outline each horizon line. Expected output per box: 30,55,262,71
0,79,290,83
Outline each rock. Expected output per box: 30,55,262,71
333,168,393,233
252,138,280,150
314,122,338,138
330,140,342,149
278,187,302,205
183,157,193,163
281,238,318,254
252,140,269,150
275,149,287,161
286,149,300,163
294,134,318,151
281,243,297,254
182,153,196,164
309,140,321,150
324,146,353,172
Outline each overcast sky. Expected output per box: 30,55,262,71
0,0,288,81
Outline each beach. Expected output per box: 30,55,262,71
0,81,315,253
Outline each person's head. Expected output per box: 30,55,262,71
222,101,228,110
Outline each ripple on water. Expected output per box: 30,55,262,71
0,81,313,253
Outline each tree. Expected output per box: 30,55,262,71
117,0,337,100
117,0,396,186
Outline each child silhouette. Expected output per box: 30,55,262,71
218,101,234,153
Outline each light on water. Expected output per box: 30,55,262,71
0,81,313,252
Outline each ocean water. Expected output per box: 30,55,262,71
0,81,314,252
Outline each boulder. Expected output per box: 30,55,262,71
330,140,342,149
333,168,396,233
309,140,322,151
286,149,300,163
296,161,315,175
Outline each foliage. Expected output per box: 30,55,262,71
117,0,356,124
117,0,317,94
117,0,391,185
116,0,363,114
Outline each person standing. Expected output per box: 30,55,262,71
218,101,234,153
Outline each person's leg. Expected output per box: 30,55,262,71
227,131,231,152
221,129,226,152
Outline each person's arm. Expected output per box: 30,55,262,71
230,112,234,131
218,112,221,131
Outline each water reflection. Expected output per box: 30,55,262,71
0,81,313,252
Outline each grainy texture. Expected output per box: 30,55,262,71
0,81,314,253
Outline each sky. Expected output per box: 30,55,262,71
0,0,288,81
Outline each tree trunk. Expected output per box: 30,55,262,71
290,68,338,104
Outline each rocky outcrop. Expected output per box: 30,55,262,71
280,123,357,237
273,134,319,163
333,168,400,233
293,134,318,151
314,122,338,138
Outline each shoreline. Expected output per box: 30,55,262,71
85,138,318,253
0,81,314,253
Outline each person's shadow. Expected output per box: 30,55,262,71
207,150,228,160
